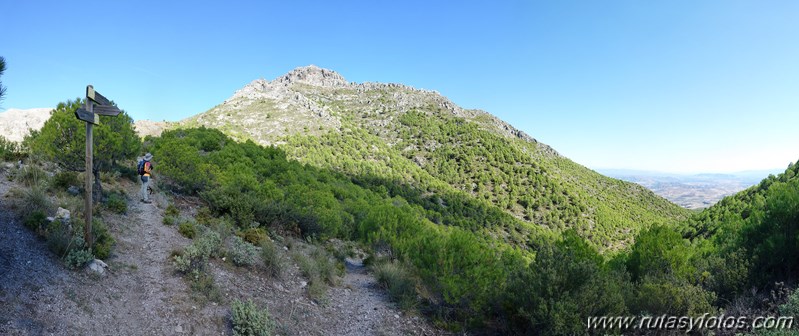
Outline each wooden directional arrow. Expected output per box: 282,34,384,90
86,85,112,106
93,104,122,116
75,107,100,125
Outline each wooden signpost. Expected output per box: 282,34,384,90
76,85,121,248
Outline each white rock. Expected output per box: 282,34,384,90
55,207,70,221
175,325,183,333
88,260,106,274
300,281,308,288
92,259,108,269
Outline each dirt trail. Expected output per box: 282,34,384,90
0,169,446,335
0,173,221,335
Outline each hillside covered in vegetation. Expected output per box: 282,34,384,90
172,66,689,251
5,66,797,334
144,127,799,334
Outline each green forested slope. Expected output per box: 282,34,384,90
149,127,799,334
174,68,688,250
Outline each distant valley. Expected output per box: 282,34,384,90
600,169,783,209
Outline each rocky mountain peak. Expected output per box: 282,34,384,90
275,65,349,87
0,108,53,142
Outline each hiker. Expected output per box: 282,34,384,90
138,153,154,203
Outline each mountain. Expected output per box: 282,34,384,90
138,65,689,250
601,169,784,209
0,107,52,142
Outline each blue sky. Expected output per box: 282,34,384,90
2,1,798,173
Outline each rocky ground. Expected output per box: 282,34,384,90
0,167,446,335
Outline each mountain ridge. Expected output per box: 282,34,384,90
137,65,687,249
139,65,556,154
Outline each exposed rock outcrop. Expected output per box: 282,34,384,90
0,108,53,142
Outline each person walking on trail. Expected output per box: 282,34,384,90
138,153,154,203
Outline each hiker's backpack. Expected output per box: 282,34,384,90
137,160,146,176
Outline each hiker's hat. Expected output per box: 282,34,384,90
144,153,153,161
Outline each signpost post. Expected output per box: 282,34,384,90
76,85,121,248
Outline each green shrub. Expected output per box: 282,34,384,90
374,261,418,311
22,186,51,215
307,280,326,304
291,251,325,301
23,210,48,232
780,288,799,316
91,218,115,260
174,244,206,274
632,276,716,317
179,220,198,239
240,227,268,245
51,171,80,191
16,165,49,187
293,251,318,280
65,249,94,270
291,247,341,302
165,203,180,217
0,135,22,161
260,240,283,278
105,192,127,214
195,206,214,225
190,270,222,303
231,299,274,336
100,170,122,185
195,230,223,258
311,247,341,286
46,219,73,257
163,215,177,226
229,236,257,267
173,231,222,274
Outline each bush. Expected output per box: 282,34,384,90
91,218,115,260
780,288,799,316
240,227,268,245
105,192,127,214
231,299,274,336
292,251,325,301
163,215,177,226
65,249,94,270
293,251,317,280
23,210,48,232
260,240,283,278
51,171,80,191
190,270,222,303
173,230,222,274
632,276,716,317
0,135,22,161
46,219,73,257
21,186,51,215
195,206,214,225
174,244,206,274
307,280,326,304
374,261,418,311
229,236,258,267
16,165,49,187
196,230,223,258
165,203,180,217
311,247,342,286
292,246,341,302
179,220,198,239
